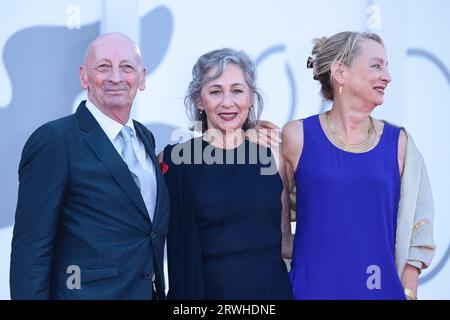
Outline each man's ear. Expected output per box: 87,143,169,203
80,65,89,89
139,67,147,91
330,60,346,86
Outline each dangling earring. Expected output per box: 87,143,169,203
199,108,204,115
339,86,343,95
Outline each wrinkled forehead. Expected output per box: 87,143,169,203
85,36,142,66
356,39,388,62
204,62,245,81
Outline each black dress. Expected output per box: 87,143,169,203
164,138,292,300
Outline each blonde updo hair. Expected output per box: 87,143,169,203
310,31,384,101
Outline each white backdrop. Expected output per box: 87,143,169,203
0,0,448,299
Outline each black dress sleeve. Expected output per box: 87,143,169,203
163,141,206,299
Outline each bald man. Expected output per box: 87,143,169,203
10,33,169,300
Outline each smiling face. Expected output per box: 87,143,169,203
199,63,253,133
80,33,146,117
344,39,391,107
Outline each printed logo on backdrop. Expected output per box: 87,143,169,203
0,5,298,228
1,4,448,284
366,5,449,284
406,49,450,285
0,6,173,228
255,44,297,123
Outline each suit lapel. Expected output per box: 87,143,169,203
76,102,151,223
134,121,162,226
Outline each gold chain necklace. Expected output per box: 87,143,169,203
325,110,376,152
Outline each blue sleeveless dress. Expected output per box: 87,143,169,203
289,115,405,300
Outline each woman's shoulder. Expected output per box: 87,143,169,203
282,114,321,137
282,118,308,149
162,137,202,165
163,137,200,153
376,118,407,133
282,119,304,140
374,119,408,141
283,118,303,130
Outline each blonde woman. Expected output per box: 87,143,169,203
283,32,435,300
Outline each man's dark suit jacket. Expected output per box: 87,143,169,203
10,101,169,299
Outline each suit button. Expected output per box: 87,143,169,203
151,232,156,239
144,272,153,280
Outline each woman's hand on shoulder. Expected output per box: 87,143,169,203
245,120,280,149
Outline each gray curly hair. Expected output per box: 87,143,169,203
185,48,264,132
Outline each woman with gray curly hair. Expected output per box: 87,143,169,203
159,48,293,299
